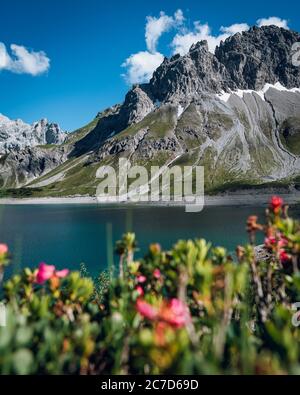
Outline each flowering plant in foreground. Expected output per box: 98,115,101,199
0,244,9,284
0,196,300,374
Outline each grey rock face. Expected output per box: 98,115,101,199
0,145,68,188
71,86,154,157
215,26,300,90
149,41,231,101
33,119,67,145
148,25,300,101
0,115,67,155
96,129,148,160
147,25,300,103
121,86,154,124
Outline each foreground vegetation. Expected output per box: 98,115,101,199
0,197,300,374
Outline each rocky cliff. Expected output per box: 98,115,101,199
0,115,67,155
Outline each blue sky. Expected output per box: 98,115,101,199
0,0,300,131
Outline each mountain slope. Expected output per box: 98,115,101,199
1,25,300,197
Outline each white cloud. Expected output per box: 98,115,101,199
0,42,50,75
146,12,174,53
10,44,50,75
171,21,212,55
145,9,184,53
171,21,249,55
257,16,289,29
123,9,183,84
174,9,185,24
0,43,10,69
122,51,164,84
220,23,250,35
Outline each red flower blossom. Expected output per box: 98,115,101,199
265,235,288,250
137,275,147,283
56,269,69,278
159,299,190,328
0,244,8,255
153,269,161,279
264,236,277,249
136,298,190,329
136,286,144,296
270,196,283,214
136,299,158,320
35,263,69,285
280,250,292,265
36,263,55,284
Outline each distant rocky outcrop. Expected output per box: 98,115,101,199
0,115,67,155
0,145,69,189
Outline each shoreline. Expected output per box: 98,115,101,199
0,192,299,207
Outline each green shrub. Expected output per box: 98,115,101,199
1,196,300,374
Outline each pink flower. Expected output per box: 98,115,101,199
136,299,158,320
35,263,69,284
136,298,190,329
0,244,8,255
36,263,55,284
153,269,161,279
264,236,277,248
265,234,288,251
278,238,288,249
136,286,144,296
137,275,147,284
270,196,283,214
159,299,190,328
56,269,69,278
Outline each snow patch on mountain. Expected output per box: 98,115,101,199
217,82,300,103
177,105,185,118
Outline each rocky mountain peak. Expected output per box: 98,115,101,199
189,40,209,53
215,25,300,90
149,41,230,102
121,85,154,124
118,25,300,125
147,25,300,103
0,113,10,123
79,25,300,157
34,118,48,127
0,115,67,155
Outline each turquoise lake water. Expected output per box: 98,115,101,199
0,204,299,277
